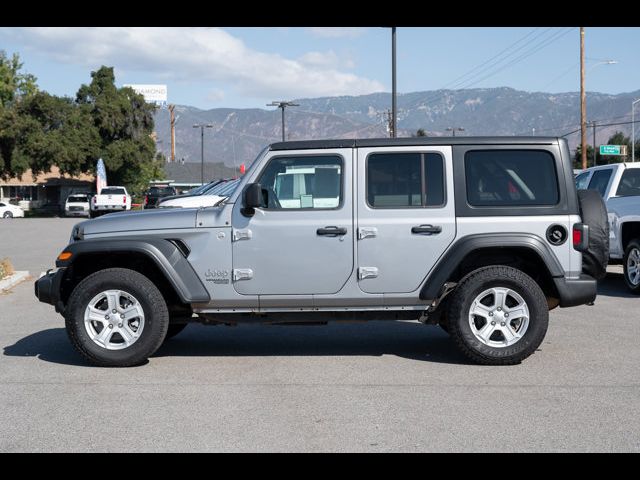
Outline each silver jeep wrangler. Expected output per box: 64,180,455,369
35,137,607,366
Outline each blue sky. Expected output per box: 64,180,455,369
0,27,638,109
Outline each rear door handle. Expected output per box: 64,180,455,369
411,224,442,235
317,226,347,236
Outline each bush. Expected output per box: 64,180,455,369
0,258,15,280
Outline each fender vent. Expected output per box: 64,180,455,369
167,239,191,257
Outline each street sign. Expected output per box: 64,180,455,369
599,145,627,156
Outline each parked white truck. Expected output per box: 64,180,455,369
575,163,640,293
90,186,131,218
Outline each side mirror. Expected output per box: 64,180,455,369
242,183,262,216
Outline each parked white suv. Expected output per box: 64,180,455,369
65,194,91,218
158,179,240,209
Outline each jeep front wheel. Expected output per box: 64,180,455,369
65,268,169,367
446,266,549,365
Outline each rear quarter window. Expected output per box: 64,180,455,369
465,150,559,206
615,169,640,197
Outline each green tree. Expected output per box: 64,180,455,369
0,51,37,108
76,66,163,190
0,51,39,178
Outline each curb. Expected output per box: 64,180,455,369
0,271,30,292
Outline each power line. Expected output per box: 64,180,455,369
417,28,575,110
562,119,640,138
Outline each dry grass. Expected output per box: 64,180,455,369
0,258,15,280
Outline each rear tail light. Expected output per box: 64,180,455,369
123,196,127,204
573,223,589,251
144,195,148,205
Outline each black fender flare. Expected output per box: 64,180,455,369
56,238,210,304
420,233,564,300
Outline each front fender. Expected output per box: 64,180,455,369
56,238,210,304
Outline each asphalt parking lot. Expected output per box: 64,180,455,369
1,217,639,452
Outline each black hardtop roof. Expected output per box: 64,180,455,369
270,136,562,151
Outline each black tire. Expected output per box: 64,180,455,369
622,239,640,294
577,189,609,280
439,322,450,335
3,211,13,218
447,266,549,365
65,268,169,367
165,323,188,340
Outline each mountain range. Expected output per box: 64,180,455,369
153,87,640,169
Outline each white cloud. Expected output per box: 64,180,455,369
307,28,367,38
1,27,382,99
206,88,225,102
298,50,355,70
299,50,341,69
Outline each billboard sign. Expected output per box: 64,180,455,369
124,84,167,107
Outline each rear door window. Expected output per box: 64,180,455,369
587,169,613,198
465,150,559,206
366,152,445,208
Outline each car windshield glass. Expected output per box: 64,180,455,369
67,196,88,202
207,178,241,197
100,188,125,195
148,187,174,195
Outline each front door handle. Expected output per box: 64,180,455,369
317,226,347,236
411,224,442,235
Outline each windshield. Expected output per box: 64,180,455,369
67,195,89,202
187,180,222,195
148,186,175,195
100,188,126,195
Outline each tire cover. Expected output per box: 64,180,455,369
577,189,609,280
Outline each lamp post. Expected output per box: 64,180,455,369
193,124,213,185
632,98,640,163
446,127,465,137
267,101,299,142
391,27,397,138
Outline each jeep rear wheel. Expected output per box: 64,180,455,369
65,268,169,367
447,266,548,365
623,240,640,294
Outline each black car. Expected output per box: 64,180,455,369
143,186,177,209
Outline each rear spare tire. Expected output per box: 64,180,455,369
577,189,609,280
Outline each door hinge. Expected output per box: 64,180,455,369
232,268,254,282
358,267,379,280
358,227,377,240
232,228,252,242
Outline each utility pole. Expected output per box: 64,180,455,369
592,121,597,166
267,101,299,142
169,104,176,162
381,109,394,138
632,98,640,163
580,27,587,170
391,27,397,138
193,124,213,185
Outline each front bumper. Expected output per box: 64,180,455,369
34,268,66,313
554,274,597,307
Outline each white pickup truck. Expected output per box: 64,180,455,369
90,186,132,218
575,163,640,293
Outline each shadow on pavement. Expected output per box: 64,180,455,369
598,271,637,299
3,328,91,367
4,322,470,366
